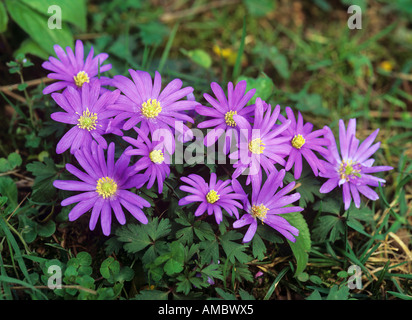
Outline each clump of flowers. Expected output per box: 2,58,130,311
319,119,393,210
44,40,392,245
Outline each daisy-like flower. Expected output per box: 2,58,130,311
123,127,171,194
42,40,112,95
229,98,291,185
51,80,121,154
53,141,151,236
232,169,302,243
319,119,393,210
196,80,256,154
278,107,329,179
178,173,244,224
109,70,198,153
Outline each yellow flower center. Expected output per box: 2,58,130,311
291,134,306,149
141,99,162,119
73,71,90,88
206,189,220,204
339,159,361,181
96,177,117,199
77,108,98,131
251,204,269,221
149,149,164,164
225,110,237,127
248,138,265,154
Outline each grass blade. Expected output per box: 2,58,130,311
232,16,246,80
263,266,289,300
158,23,179,73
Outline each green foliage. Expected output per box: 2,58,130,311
26,157,59,203
284,212,311,276
237,75,275,103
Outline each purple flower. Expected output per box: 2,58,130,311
196,80,256,154
109,70,198,152
123,127,171,194
278,107,329,179
232,169,302,243
319,119,393,210
229,98,291,186
42,40,112,95
53,141,151,236
50,80,121,154
178,173,244,224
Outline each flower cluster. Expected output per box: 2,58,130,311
44,40,393,241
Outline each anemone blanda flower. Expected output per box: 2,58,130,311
229,98,291,186
232,169,302,243
196,80,256,154
319,119,393,210
50,80,121,154
178,173,244,224
123,127,171,194
278,107,329,179
53,141,151,236
109,70,198,153
42,40,112,95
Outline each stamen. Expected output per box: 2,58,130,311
73,71,90,87
291,134,305,149
248,138,265,154
77,108,98,131
251,204,269,222
149,149,164,164
224,110,237,127
141,99,162,119
206,189,220,204
339,159,362,181
96,177,117,198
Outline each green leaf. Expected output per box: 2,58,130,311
176,274,194,295
215,287,237,300
0,158,11,172
306,289,323,300
199,238,219,264
243,0,275,17
0,2,8,33
0,177,17,209
193,220,215,241
236,75,275,103
283,212,311,276
36,220,56,238
251,233,266,260
5,0,73,56
19,0,87,31
115,266,134,283
7,153,22,169
163,242,185,276
201,263,223,282
76,252,92,266
326,285,351,300
134,289,169,300
115,223,151,254
115,218,171,254
220,230,252,264
100,257,120,281
139,21,169,46
14,39,49,60
26,157,59,203
239,288,256,300
313,197,341,215
312,215,345,243
181,48,212,69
